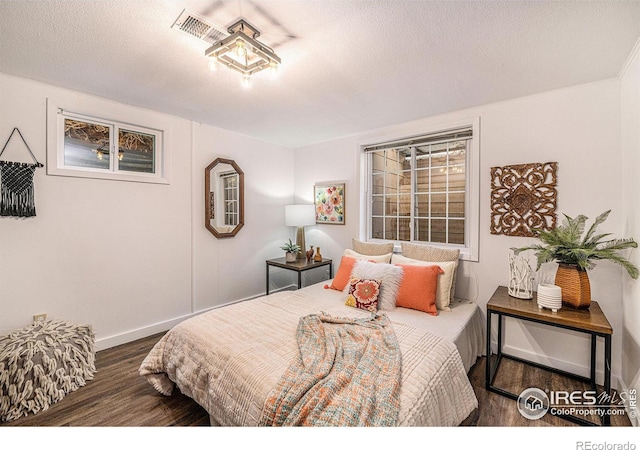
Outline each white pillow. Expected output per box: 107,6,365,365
343,248,393,264
348,259,403,311
391,254,456,311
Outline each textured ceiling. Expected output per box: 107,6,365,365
1,1,639,148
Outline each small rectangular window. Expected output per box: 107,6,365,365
48,102,167,184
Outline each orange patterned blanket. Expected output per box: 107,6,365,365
259,313,401,426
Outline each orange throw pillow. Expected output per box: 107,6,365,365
395,264,443,316
325,256,357,291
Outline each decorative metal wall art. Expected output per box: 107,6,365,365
0,128,44,218
490,161,557,237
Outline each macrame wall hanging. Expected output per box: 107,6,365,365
0,128,44,217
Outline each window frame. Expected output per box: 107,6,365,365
222,172,240,226
47,100,169,184
359,117,480,262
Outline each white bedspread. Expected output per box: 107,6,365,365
139,286,480,426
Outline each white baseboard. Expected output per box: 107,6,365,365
95,315,191,351
94,291,269,351
499,343,622,392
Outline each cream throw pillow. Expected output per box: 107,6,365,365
391,254,456,311
348,259,403,311
343,248,393,264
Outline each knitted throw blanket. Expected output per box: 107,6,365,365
259,313,401,426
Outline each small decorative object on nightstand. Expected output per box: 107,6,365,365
508,251,533,299
306,246,314,262
280,239,300,263
513,210,638,309
314,246,322,262
537,284,562,312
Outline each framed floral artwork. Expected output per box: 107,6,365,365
314,182,345,225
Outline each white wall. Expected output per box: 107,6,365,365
0,73,294,350
293,135,361,266
621,41,640,424
293,79,628,385
192,123,293,311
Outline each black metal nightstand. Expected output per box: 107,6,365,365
486,286,613,426
265,257,333,295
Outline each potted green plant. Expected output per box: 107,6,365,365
513,210,638,309
281,239,301,263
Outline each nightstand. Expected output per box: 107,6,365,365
265,257,333,295
485,286,613,426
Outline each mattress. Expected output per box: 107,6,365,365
139,281,483,426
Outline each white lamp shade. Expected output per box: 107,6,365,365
285,204,315,227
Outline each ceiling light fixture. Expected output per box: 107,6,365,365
205,19,281,86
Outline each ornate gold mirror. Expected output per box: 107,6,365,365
205,158,244,238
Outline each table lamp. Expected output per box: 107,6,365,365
285,204,316,260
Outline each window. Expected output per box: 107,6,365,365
222,172,239,226
363,120,479,261
47,102,167,184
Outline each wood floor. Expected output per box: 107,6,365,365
1,332,209,427
0,332,632,427
466,356,632,427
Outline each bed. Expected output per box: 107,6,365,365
139,272,485,426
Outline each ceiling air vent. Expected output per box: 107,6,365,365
171,9,228,44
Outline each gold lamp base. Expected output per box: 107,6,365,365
295,226,306,260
